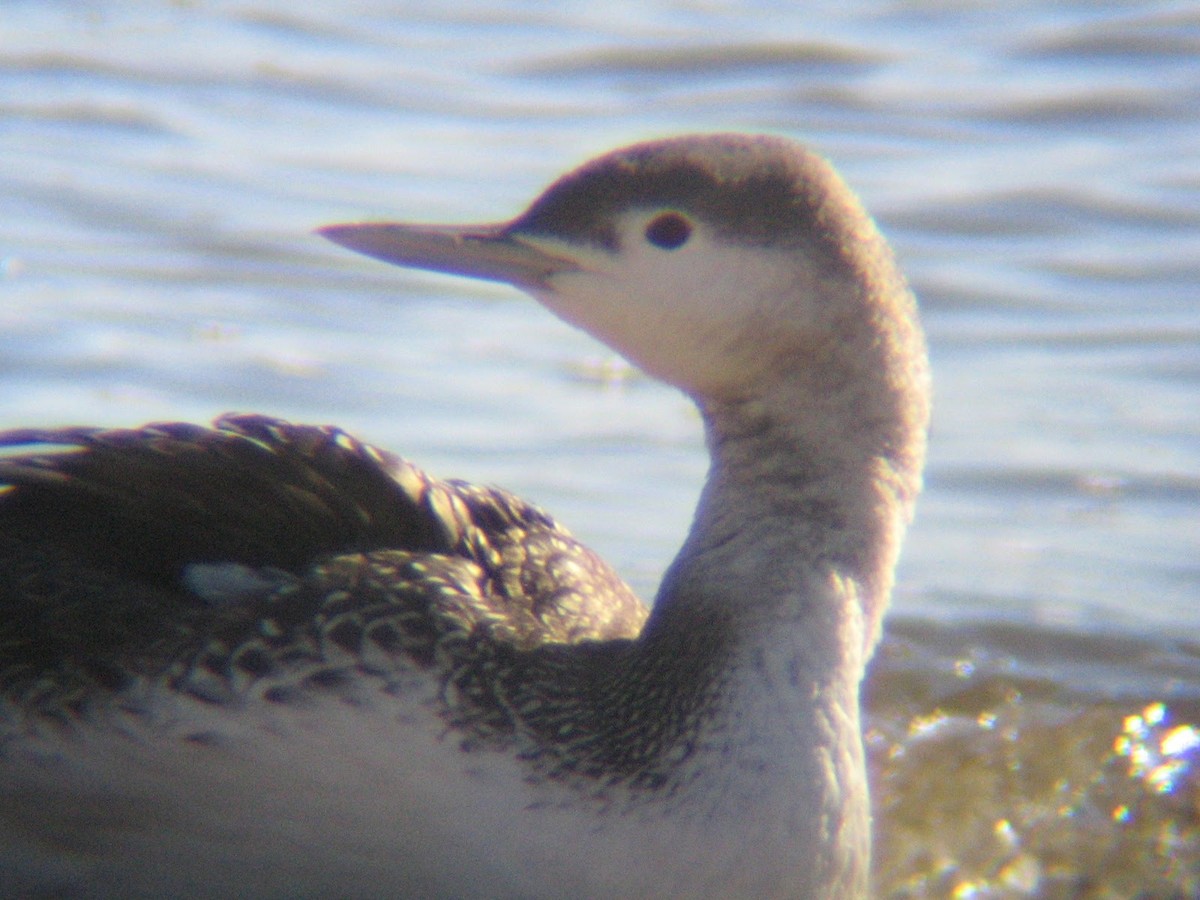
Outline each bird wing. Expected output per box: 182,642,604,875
0,414,647,712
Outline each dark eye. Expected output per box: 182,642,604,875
644,212,692,250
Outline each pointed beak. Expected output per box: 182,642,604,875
317,222,580,290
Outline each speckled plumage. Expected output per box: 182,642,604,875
0,414,649,735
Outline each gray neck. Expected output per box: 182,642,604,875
649,300,928,663
623,338,925,895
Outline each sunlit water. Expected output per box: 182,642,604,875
2,2,1198,895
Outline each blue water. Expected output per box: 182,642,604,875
3,1,1198,894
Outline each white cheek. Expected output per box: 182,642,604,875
532,240,804,393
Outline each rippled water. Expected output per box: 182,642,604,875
3,1,1199,895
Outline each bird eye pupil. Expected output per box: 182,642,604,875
644,213,692,250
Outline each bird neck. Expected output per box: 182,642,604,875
606,340,925,895
648,300,928,664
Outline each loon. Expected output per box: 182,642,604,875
0,134,928,899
